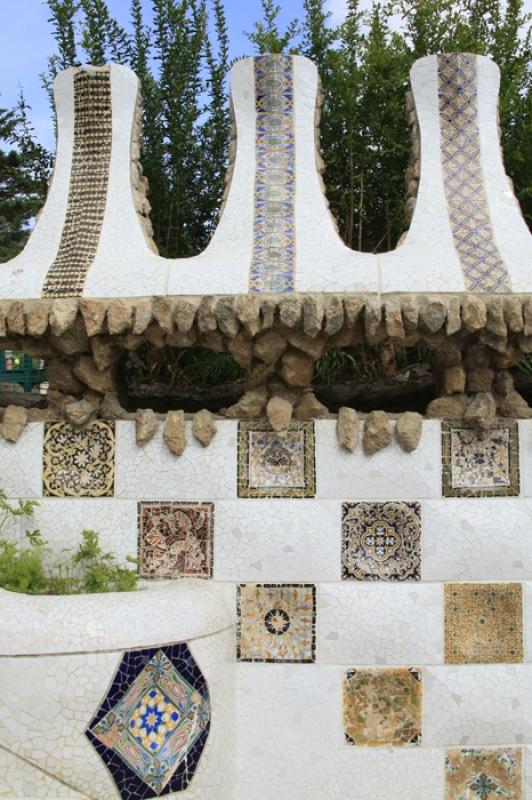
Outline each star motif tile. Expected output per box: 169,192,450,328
445,747,522,800
342,501,421,581
43,420,115,497
444,583,523,664
138,502,214,579
86,644,210,798
442,419,519,497
238,421,315,498
343,667,422,747
237,583,316,662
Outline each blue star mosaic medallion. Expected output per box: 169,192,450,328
86,644,210,799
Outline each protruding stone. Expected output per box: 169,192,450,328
0,301,9,337
192,409,217,446
466,367,494,393
445,296,462,335
486,297,507,337
153,297,176,334
336,407,359,452
6,301,25,335
324,296,344,336
443,365,466,395
464,392,497,432
384,301,405,339
227,330,253,369
175,299,197,333
504,297,524,333
215,297,239,337
260,298,277,330
295,391,329,419
80,299,107,336
462,297,487,332
107,299,133,335
163,410,187,455
235,295,261,336
50,299,78,336
420,300,446,333
91,337,123,371
254,331,287,364
64,399,96,427
364,300,382,339
523,297,532,337
286,331,325,360
279,297,302,329
197,296,217,333
363,410,392,455
225,386,268,418
46,359,83,394
496,390,532,418
100,392,131,420
395,411,423,452
303,295,325,337
132,299,153,334
73,356,114,394
343,296,364,329
426,395,467,418
494,370,514,397
135,408,159,444
280,350,314,388
26,301,50,337
401,297,419,332
1,405,28,443
266,396,293,433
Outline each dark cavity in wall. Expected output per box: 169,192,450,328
117,344,247,413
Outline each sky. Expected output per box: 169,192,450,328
0,0,530,149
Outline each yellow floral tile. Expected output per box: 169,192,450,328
343,667,422,747
445,747,522,800
43,421,115,497
444,583,523,664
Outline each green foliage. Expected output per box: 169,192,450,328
125,345,246,392
313,344,432,385
245,0,300,53
0,490,138,595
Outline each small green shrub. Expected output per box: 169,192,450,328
0,490,138,595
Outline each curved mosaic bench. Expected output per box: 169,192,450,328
0,581,234,799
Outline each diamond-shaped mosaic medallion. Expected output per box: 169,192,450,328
445,747,522,800
43,420,115,497
442,420,519,497
138,502,214,579
237,583,316,662
342,501,421,581
444,583,523,664
238,421,315,498
343,667,422,747
86,645,210,798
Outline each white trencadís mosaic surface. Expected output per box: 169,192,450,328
1,418,532,798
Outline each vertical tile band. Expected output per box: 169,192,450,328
249,55,296,293
437,53,511,292
42,69,112,298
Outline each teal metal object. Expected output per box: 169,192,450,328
0,351,47,393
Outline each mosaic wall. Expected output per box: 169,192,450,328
42,69,112,298
1,417,532,799
437,53,511,293
249,55,296,293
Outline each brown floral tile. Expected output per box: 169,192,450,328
444,583,523,664
442,420,519,497
445,747,522,799
343,667,422,747
237,583,316,662
43,421,115,497
138,502,214,579
238,421,315,498
342,501,421,581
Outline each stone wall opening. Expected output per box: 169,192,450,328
118,344,247,413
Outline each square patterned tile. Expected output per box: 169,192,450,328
341,501,421,581
442,420,519,497
43,420,115,497
138,502,214,579
445,747,522,800
343,667,422,747
237,583,316,662
238,421,315,498
444,583,523,664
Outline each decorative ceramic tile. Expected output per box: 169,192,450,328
343,667,422,747
43,420,115,497
445,747,523,799
238,421,315,498
43,69,112,297
444,583,523,664
138,502,213,579
341,501,421,581
442,420,519,497
437,53,511,292
86,644,210,799
249,55,295,293
237,583,316,662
